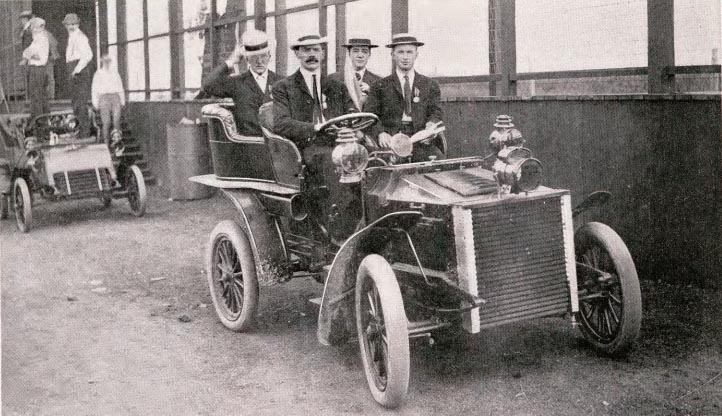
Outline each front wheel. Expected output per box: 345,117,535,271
575,222,642,356
206,220,259,332
126,165,146,216
355,254,410,408
13,178,32,232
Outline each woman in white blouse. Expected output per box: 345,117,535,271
91,54,125,146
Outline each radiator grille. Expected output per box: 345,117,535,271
471,197,569,328
54,169,111,195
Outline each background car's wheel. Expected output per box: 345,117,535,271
355,254,410,409
0,193,9,219
100,193,112,208
575,222,642,356
13,178,32,233
126,165,146,216
206,220,259,332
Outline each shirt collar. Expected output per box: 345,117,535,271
396,68,415,86
355,68,366,79
250,69,268,79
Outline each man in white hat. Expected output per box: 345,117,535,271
20,17,50,122
63,13,94,137
272,34,354,147
202,29,281,136
364,33,445,162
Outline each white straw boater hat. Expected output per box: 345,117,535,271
386,33,425,48
240,29,271,55
290,34,328,50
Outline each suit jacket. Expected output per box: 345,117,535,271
272,70,355,146
364,71,443,139
201,64,280,136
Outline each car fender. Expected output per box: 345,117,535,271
221,188,292,285
317,211,423,346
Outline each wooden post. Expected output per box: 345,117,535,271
142,0,150,99
335,2,346,73
254,0,266,31
648,0,675,93
169,0,183,99
275,0,288,76
116,0,128,91
391,0,408,34
98,0,108,53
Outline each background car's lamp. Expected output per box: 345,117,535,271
489,114,524,153
492,146,543,193
332,127,369,183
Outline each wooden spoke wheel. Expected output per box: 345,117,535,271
206,220,259,332
13,177,32,233
575,222,642,356
355,254,410,408
126,165,147,217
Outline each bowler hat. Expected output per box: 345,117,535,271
386,33,424,48
342,38,378,49
290,34,327,50
62,13,80,25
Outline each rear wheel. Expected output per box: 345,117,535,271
206,220,259,332
126,165,146,216
575,222,641,356
356,254,410,408
13,178,32,233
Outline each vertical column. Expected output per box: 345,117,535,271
169,0,183,99
255,0,266,31
319,0,328,75
275,0,288,76
335,2,346,73
116,0,128,90
209,0,217,69
142,0,150,99
98,0,109,53
391,0,408,34
648,0,675,93
498,0,516,96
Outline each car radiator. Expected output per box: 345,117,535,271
452,193,578,334
53,168,112,196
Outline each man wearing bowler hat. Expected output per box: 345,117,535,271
202,29,281,136
63,13,94,137
272,34,355,148
364,33,445,162
329,38,381,106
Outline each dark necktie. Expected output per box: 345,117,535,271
403,74,412,116
312,74,322,124
355,72,362,82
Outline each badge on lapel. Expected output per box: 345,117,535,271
413,87,420,103
322,93,328,110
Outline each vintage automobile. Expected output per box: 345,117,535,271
0,110,147,232
191,104,642,408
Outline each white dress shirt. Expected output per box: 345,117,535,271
396,68,416,121
251,69,269,93
299,67,322,100
23,32,49,66
65,29,93,73
91,67,126,108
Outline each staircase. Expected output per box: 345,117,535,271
112,121,156,186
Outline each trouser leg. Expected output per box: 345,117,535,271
46,64,55,100
99,98,111,145
67,61,91,137
28,65,48,122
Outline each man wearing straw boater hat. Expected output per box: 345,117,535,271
364,33,445,162
63,13,94,137
202,29,281,136
272,34,354,147
329,38,381,107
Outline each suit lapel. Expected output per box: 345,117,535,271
243,71,264,96
294,70,313,98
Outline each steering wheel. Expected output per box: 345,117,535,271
316,112,378,137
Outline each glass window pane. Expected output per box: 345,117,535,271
125,0,144,40
184,30,205,91
408,0,487,76
516,0,647,72
286,9,319,74
245,0,255,16
107,0,117,44
325,5,336,75
150,91,172,101
266,0,275,13
217,0,228,15
149,36,171,89
129,92,146,102
287,0,315,8
147,0,170,36
127,40,146,91
183,0,211,29
674,0,721,65
347,0,391,77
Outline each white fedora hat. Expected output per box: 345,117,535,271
290,34,328,50
240,29,271,55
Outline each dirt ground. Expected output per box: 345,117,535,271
2,188,721,416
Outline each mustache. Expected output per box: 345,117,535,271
304,57,319,63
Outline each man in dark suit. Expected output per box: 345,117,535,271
329,38,381,108
272,34,355,148
364,33,445,162
202,29,280,136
